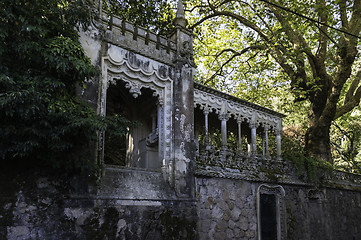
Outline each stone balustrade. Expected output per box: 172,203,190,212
194,83,285,168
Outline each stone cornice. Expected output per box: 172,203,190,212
194,83,286,118
194,83,284,131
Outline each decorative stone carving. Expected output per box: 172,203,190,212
100,45,174,168
258,184,285,197
194,87,283,132
257,184,286,240
307,189,325,200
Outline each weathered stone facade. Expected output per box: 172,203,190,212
2,1,361,239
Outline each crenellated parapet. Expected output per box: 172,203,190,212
96,13,178,66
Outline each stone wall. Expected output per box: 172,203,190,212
196,178,258,240
284,186,361,240
0,170,197,240
196,174,361,240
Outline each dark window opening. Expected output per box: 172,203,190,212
104,81,159,169
260,193,277,240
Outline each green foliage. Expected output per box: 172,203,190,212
331,108,361,173
0,0,130,171
282,132,334,182
187,0,361,163
103,0,176,35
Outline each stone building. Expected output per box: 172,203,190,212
2,1,361,240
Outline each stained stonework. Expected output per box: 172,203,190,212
196,178,258,240
2,1,361,240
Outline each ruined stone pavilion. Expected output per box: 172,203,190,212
2,1,361,239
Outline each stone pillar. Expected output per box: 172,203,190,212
264,125,269,158
170,0,196,197
204,108,210,147
250,122,257,156
275,129,282,160
219,114,228,149
275,120,283,160
237,118,243,155
151,112,157,133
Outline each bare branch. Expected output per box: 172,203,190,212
190,10,271,42
203,45,266,84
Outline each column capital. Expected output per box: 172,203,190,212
203,107,210,115
218,113,230,121
236,116,243,124
249,122,258,129
274,128,283,135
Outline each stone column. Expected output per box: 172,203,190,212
264,125,269,158
157,102,164,166
203,108,210,147
151,112,157,133
250,122,257,156
219,114,228,149
237,118,243,155
170,0,196,197
275,129,282,160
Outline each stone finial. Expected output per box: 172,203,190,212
174,0,188,28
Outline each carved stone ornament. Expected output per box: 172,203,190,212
194,88,283,132
174,40,196,67
307,189,325,200
257,184,286,240
100,44,174,165
258,184,285,197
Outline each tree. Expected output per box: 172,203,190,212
103,0,175,35
0,0,129,171
331,107,361,172
187,0,361,162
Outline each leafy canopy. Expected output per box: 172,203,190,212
186,0,361,163
0,0,129,171
103,0,176,35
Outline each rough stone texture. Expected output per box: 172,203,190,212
284,186,361,240
2,4,361,240
0,170,197,240
196,178,257,240
195,174,361,240
97,167,176,200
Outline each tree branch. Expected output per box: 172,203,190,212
191,9,271,42
339,0,349,30
203,45,266,84
316,0,328,61
344,69,361,104
335,84,361,119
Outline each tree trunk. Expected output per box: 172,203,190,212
305,101,334,162
305,123,332,162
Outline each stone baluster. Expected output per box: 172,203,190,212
195,129,199,156
247,135,251,157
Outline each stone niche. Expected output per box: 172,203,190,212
105,80,160,169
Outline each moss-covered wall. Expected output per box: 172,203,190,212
284,186,361,240
0,169,197,240
196,175,361,240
